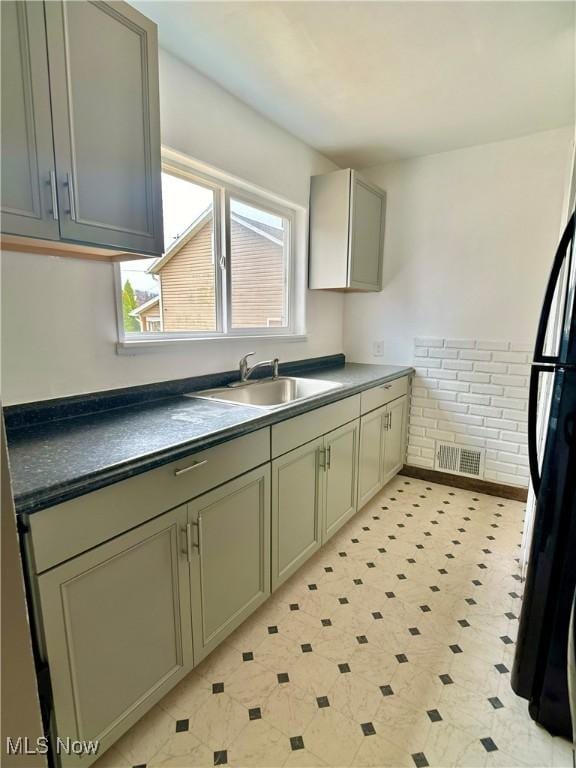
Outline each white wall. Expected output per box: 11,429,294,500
344,127,573,365
343,127,573,485
0,51,343,405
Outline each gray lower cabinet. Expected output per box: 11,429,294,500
357,405,386,508
357,395,408,506
37,505,193,765
271,438,323,590
189,466,271,662
323,420,360,541
1,1,59,240
383,395,408,484
271,420,360,588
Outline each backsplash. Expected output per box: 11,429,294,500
407,337,530,487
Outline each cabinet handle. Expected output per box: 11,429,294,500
182,524,193,563
64,172,77,220
326,445,332,469
318,447,326,470
48,171,58,220
174,459,208,476
192,518,201,553
381,384,392,390
389,413,393,430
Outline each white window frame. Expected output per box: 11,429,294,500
115,149,304,350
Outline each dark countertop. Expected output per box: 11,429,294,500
5,361,413,515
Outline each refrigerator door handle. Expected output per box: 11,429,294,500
528,365,547,496
534,211,575,365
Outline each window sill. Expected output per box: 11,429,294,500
116,333,308,355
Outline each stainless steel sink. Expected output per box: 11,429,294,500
187,376,342,409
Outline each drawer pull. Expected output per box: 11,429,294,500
174,459,208,477
381,384,393,390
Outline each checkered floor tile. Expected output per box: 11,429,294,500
93,477,574,768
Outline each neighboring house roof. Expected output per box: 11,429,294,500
147,207,283,275
148,207,213,275
232,212,283,244
129,296,160,316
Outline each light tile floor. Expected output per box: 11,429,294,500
94,477,575,768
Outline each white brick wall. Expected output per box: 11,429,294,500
408,338,531,487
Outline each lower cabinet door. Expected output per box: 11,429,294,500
357,405,386,509
383,395,408,484
271,437,323,590
37,505,193,766
189,466,271,662
323,420,360,541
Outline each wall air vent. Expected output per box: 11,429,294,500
435,442,484,478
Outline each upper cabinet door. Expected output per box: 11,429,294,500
1,2,59,240
349,175,384,291
44,1,164,255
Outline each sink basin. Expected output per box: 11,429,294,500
187,376,343,409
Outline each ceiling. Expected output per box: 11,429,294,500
133,1,575,167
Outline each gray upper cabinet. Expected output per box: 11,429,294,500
309,168,385,291
45,1,163,255
1,2,59,240
1,1,163,258
37,505,193,766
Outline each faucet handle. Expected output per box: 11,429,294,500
239,352,255,381
272,357,280,378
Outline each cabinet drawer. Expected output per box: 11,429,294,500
271,395,360,458
28,429,270,573
360,376,409,415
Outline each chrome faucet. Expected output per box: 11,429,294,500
239,353,279,382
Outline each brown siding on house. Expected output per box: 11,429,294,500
229,219,285,328
137,302,161,331
156,218,286,332
160,220,216,331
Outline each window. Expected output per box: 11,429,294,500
119,159,297,342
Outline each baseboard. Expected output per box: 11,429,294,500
399,465,528,502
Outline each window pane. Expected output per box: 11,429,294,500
120,172,217,334
229,199,288,329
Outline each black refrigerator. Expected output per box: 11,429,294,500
512,208,576,740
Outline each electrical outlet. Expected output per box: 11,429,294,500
373,340,385,357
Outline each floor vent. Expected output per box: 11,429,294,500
435,442,484,478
